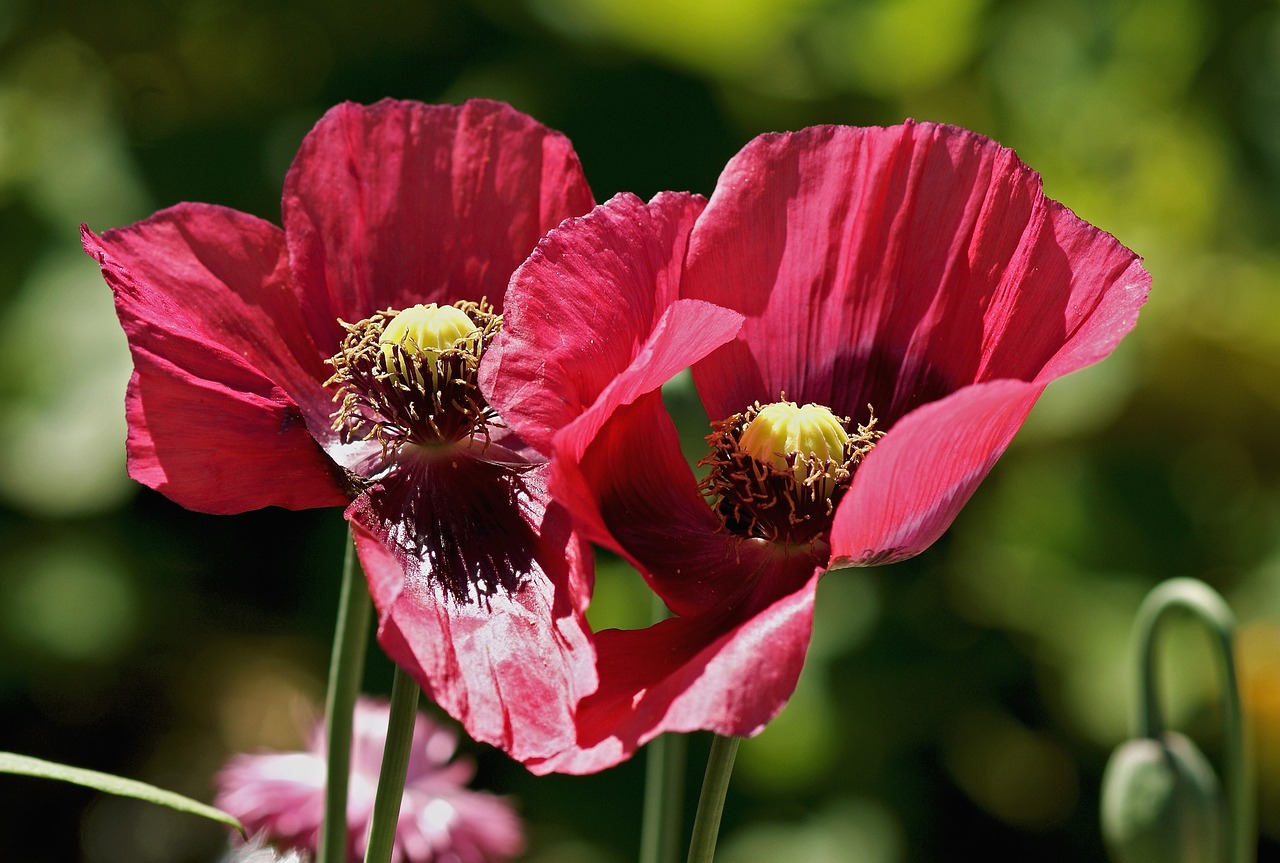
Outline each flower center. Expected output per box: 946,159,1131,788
326,300,502,461
698,399,882,545
739,401,851,493
379,303,481,387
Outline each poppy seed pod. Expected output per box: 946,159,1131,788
1100,731,1224,863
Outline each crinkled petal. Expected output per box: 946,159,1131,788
545,291,744,557
830,378,1044,566
482,191,720,454
533,559,821,775
348,456,597,767
685,121,1150,426
343,697,463,786
215,752,326,852
1030,206,1151,382
481,191,743,615
122,368,347,514
83,209,347,513
556,391,792,617
283,98,594,350
398,783,524,863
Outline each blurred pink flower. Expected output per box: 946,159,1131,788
215,697,524,863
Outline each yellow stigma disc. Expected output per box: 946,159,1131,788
379,304,479,382
739,401,850,485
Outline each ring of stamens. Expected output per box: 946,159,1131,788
325,300,503,462
698,400,882,546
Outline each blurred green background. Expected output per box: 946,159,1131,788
3,0,1280,860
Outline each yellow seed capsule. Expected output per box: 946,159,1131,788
739,401,850,486
379,304,479,384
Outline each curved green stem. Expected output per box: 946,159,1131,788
686,735,740,863
1132,577,1253,863
319,528,373,863
363,666,421,863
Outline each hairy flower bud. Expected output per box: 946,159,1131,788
1099,732,1224,863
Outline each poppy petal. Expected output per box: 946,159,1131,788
348,457,597,765
829,378,1044,566
532,560,822,775
685,121,1149,427
482,191,742,614
282,98,594,349
558,389,824,618
83,207,347,513
482,191,720,456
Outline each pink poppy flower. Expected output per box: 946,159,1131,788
82,99,599,765
484,120,1152,773
216,697,524,863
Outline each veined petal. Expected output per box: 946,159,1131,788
123,367,347,514
1029,206,1151,383
83,208,347,513
829,378,1044,566
482,191,743,615
483,191,724,455
348,457,597,766
283,98,594,349
531,560,821,775
685,121,1150,427
555,391,798,617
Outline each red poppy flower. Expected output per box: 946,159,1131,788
82,99,599,767
484,120,1151,773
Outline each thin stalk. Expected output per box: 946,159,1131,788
641,733,688,863
640,591,688,863
685,735,740,863
319,528,373,863
362,666,421,863
1133,577,1254,863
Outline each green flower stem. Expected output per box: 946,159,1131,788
641,732,688,863
640,591,688,863
685,735,740,863
318,528,373,863
363,665,421,863
1133,577,1254,863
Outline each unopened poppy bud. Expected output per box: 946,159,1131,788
1099,732,1224,863
739,401,850,487
380,303,479,383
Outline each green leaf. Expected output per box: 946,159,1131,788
0,751,245,835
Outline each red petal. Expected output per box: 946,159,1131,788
1030,210,1151,382
348,459,597,766
482,191,719,455
532,560,822,775
481,191,743,613
830,378,1044,565
685,122,1150,426
283,99,594,349
556,390,820,618
84,209,347,513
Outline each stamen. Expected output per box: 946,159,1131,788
325,300,502,461
698,399,882,545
